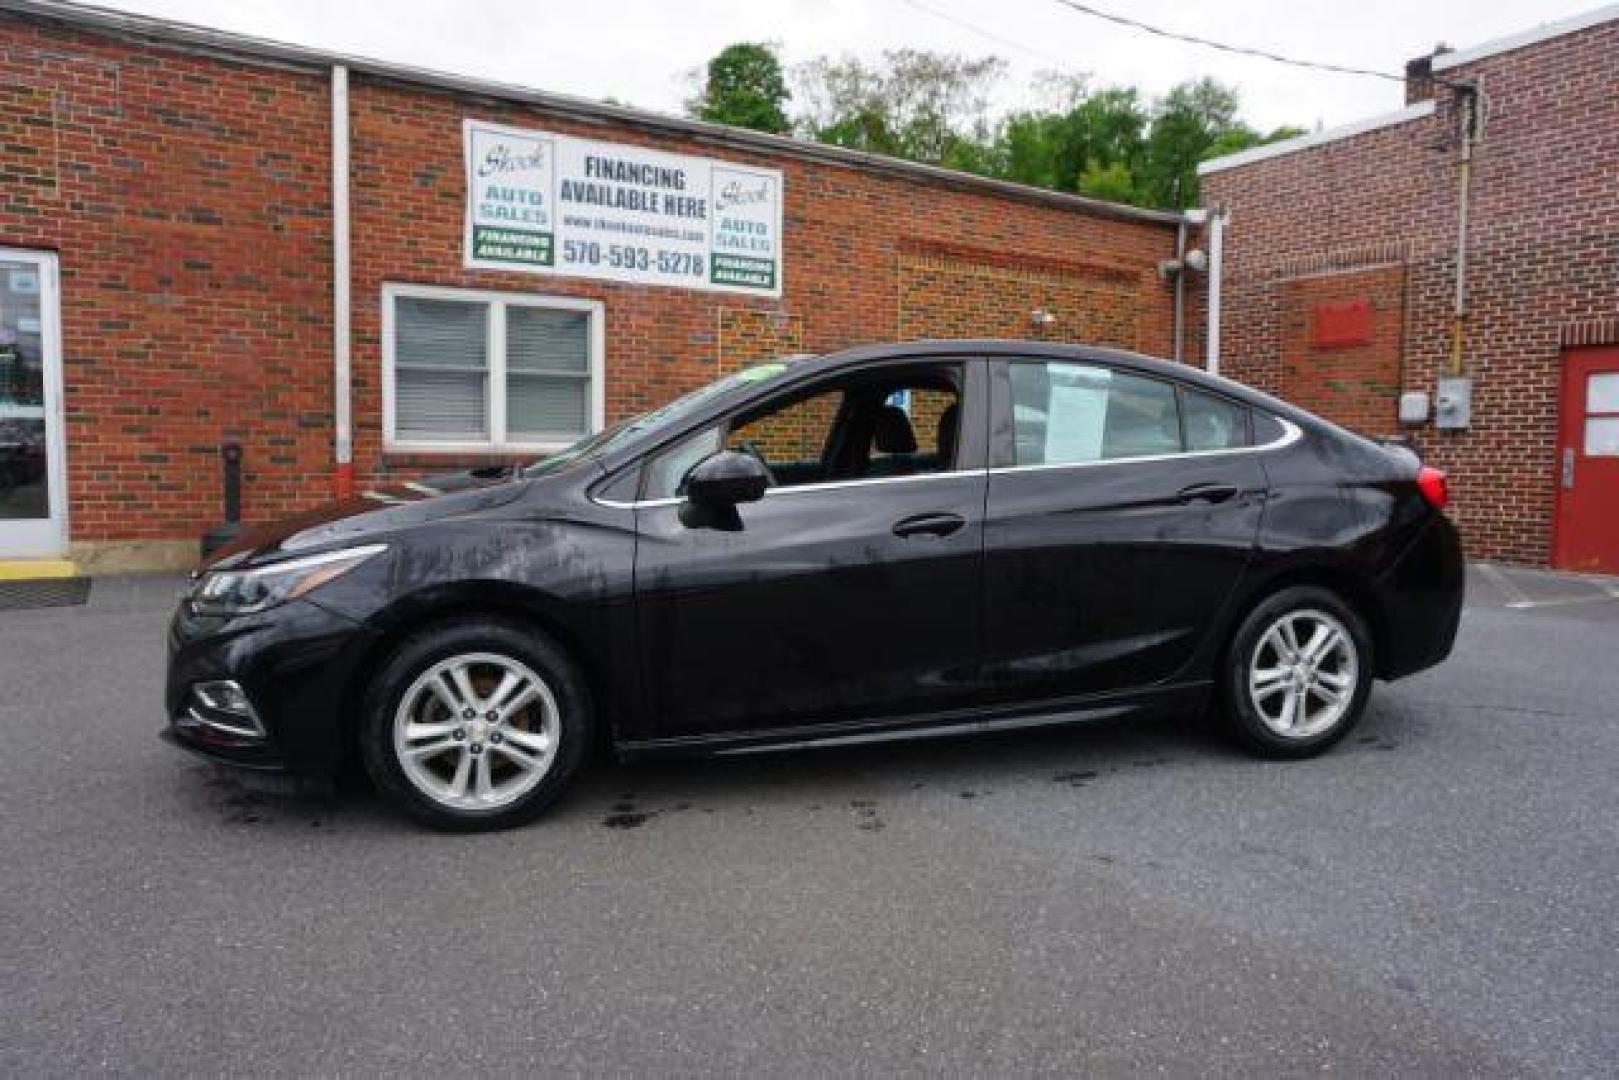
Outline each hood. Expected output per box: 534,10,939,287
206,466,532,568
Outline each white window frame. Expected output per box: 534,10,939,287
382,283,605,454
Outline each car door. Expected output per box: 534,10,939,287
981,357,1267,704
628,359,989,742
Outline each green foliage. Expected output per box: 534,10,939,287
1075,159,1137,203
793,50,1007,165
692,42,1301,210
691,43,792,135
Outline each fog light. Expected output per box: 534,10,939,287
195,680,252,714
183,680,266,740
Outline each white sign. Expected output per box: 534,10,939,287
1045,364,1110,464
464,120,783,297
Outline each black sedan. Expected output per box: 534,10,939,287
166,341,1463,830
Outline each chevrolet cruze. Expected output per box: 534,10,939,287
166,341,1463,830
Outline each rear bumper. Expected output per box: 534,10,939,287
1376,514,1465,680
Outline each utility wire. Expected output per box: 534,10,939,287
898,0,1080,71
1047,0,1405,83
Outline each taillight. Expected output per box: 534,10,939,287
1417,466,1449,511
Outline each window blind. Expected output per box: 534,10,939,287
395,297,489,440
506,306,590,439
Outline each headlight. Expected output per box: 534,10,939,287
191,544,388,616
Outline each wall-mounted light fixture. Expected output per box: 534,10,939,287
1157,248,1208,279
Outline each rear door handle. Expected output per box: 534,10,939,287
1176,482,1240,505
892,512,966,538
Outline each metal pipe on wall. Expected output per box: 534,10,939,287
1205,207,1225,376
1172,219,1187,364
1449,86,1478,378
332,64,354,499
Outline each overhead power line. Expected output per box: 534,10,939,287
1047,0,1405,83
898,0,1079,70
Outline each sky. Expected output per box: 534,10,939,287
92,0,1600,133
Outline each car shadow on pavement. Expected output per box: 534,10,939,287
181,708,1278,836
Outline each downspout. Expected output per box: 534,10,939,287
332,64,354,499
1448,85,1478,377
1205,206,1225,376
1172,217,1187,365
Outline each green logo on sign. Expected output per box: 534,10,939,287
473,226,554,267
710,253,775,291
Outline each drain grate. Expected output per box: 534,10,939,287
0,577,92,611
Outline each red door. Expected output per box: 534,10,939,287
1553,347,1619,573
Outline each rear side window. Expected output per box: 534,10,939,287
1006,362,1267,465
1008,362,1180,466
1251,411,1287,445
1180,387,1251,452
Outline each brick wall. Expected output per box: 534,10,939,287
1202,16,1619,565
347,79,1181,486
0,10,1185,554
0,15,333,542
1278,264,1406,436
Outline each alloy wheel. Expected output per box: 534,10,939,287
392,651,561,810
1247,608,1358,739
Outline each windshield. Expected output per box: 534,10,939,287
522,359,802,477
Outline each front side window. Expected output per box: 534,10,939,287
725,386,847,486
1008,362,1251,466
642,363,963,499
387,286,601,451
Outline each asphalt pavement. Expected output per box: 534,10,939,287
2,566,1616,1076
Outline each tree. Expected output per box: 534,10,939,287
795,50,1006,166
1075,159,1137,203
690,43,792,134
996,86,1148,201
782,51,1297,211
1205,123,1307,160
1140,77,1246,208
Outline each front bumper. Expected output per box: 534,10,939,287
164,596,381,776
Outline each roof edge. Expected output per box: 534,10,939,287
1197,101,1436,176
1,0,1187,227
1431,2,1619,71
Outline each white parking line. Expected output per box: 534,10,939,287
1476,563,1532,606
1504,593,1615,611
1476,562,1619,609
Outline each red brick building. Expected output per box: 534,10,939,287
1199,6,1619,570
0,0,1192,571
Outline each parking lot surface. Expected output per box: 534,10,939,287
3,566,1617,1075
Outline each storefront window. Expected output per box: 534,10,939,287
384,285,602,451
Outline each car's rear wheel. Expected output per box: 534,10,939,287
1221,585,1372,757
359,617,592,830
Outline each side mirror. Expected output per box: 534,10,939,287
684,450,770,507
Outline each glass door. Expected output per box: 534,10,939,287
0,249,66,558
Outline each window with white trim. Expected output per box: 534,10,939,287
384,285,603,452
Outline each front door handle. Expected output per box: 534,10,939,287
1176,482,1240,505
1562,447,1575,489
892,512,966,539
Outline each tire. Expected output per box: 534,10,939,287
1220,585,1373,759
359,616,593,831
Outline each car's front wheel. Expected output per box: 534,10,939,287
359,617,592,830
1221,585,1373,757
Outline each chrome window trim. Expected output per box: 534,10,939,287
591,415,1301,508
593,466,988,510
990,416,1302,476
